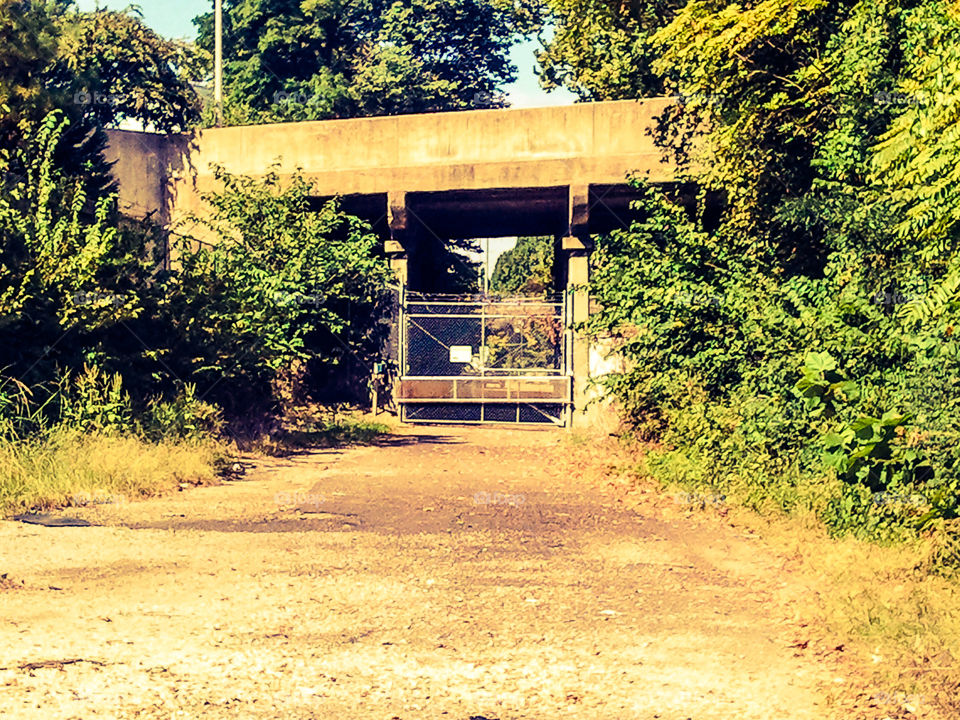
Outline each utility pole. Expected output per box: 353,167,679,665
214,0,223,127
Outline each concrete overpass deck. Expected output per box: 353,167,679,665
104,97,677,239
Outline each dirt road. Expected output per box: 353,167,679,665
1,426,854,719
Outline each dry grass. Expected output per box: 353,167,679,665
611,438,960,719
549,432,960,718
689,498,960,719
0,430,224,516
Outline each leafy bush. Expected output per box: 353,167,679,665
588,184,960,553
2,111,393,442
140,384,223,442
0,112,141,378
162,165,394,414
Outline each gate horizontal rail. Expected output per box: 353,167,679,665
399,376,571,403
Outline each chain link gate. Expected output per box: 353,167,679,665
397,290,571,425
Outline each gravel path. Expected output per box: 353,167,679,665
0,426,849,719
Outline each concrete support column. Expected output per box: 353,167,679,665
387,253,409,287
562,236,592,425
563,185,593,426
385,191,412,413
386,190,411,286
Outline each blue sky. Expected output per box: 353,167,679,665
75,0,576,108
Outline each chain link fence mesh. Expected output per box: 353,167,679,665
399,292,569,425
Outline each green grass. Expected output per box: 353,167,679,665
0,429,224,516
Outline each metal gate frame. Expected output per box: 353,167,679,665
397,288,572,426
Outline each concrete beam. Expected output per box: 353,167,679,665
387,191,409,240
567,184,590,244
105,99,681,235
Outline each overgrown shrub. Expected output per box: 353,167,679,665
140,384,223,442
159,165,394,414
2,111,392,442
588,184,960,555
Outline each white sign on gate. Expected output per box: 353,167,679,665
449,345,472,363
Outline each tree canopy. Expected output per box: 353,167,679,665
1,1,200,133
57,6,203,132
536,0,682,99
490,236,555,295
194,0,540,123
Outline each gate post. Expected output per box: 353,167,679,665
563,185,592,427
386,190,411,285
386,191,412,418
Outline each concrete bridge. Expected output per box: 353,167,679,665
105,97,674,251
104,98,678,425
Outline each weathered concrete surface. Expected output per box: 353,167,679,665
171,98,673,194
100,130,170,223
104,99,676,233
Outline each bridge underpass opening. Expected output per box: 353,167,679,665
314,183,652,426
398,232,567,425
397,287,569,426
395,232,566,425
381,185,652,427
